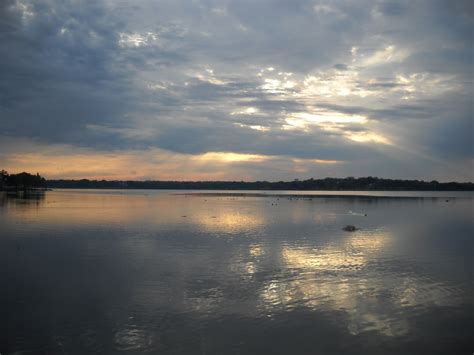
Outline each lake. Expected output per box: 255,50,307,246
0,189,472,354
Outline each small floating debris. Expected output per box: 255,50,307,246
342,225,357,232
181,215,187,218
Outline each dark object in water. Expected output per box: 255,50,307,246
342,225,357,232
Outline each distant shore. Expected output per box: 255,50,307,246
179,191,471,198
44,177,473,191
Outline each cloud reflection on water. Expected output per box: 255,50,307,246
1,190,471,351
257,229,463,337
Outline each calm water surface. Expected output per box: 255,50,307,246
0,189,472,354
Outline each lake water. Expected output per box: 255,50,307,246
1,189,472,354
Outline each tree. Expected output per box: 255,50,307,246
3,171,46,191
0,170,8,188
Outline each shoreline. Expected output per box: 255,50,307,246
21,189,472,199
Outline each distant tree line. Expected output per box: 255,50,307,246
45,176,473,191
0,170,46,191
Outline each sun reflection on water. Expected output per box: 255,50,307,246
192,210,266,233
259,230,420,336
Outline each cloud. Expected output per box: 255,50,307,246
0,0,472,180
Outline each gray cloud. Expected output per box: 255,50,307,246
0,0,472,180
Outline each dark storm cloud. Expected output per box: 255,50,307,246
0,0,472,180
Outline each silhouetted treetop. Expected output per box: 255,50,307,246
44,176,473,191
0,171,46,191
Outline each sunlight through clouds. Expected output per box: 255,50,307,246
118,32,158,48
346,132,392,145
289,112,367,125
230,107,260,115
282,111,392,146
0,0,472,181
193,152,271,163
235,123,269,132
302,71,371,98
359,45,409,67
283,111,368,132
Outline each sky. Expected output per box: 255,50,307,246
0,0,472,181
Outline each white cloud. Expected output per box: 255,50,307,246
360,45,409,67
118,32,158,48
